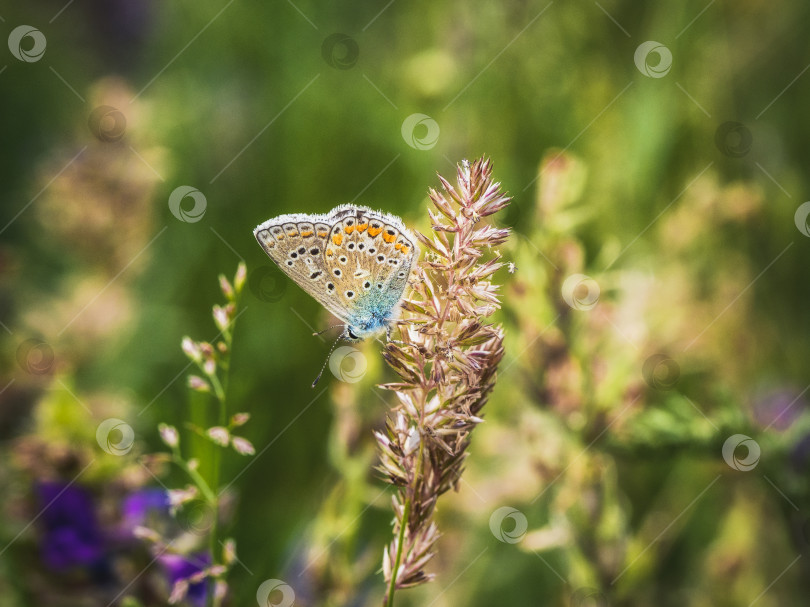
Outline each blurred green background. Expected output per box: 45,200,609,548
2,1,809,605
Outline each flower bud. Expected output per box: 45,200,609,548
188,375,210,392
231,436,255,456
203,358,216,376
181,337,201,363
207,426,230,446
231,412,250,427
159,423,179,448
213,305,229,332
234,262,247,295
167,485,198,508
218,274,234,300
222,538,237,565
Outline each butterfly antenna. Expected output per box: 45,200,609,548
312,324,345,337
311,331,345,388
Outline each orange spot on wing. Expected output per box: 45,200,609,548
276,234,285,240
394,243,402,251
382,233,395,243
357,222,368,232
326,249,334,256
301,230,313,237
368,227,382,237
401,246,409,254
317,230,327,238
332,234,343,246
344,225,355,234
287,231,297,237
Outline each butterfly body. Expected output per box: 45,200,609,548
254,204,419,341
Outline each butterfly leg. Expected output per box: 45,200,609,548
384,324,412,348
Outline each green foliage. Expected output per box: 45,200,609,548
1,1,809,605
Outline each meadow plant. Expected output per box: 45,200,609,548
139,263,253,607
375,158,510,604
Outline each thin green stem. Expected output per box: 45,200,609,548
386,497,410,607
172,452,216,505
208,524,219,604
208,313,235,607
209,388,228,607
387,434,424,606
180,278,241,607
208,372,226,406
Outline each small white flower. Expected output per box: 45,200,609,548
132,526,161,542
215,580,228,602
231,436,255,456
213,305,229,332
218,275,234,300
207,426,230,446
222,538,237,565
167,485,198,509
203,358,216,376
159,423,179,448
188,375,210,392
208,565,227,578
181,337,201,362
231,412,250,427
168,579,189,604
234,262,247,294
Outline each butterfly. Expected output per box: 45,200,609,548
253,204,420,344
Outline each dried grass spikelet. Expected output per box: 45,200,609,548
376,157,511,602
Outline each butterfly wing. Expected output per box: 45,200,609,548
320,206,419,333
254,213,353,324
254,205,419,336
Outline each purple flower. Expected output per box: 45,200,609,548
121,487,170,534
36,481,104,571
752,388,807,431
161,553,210,607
